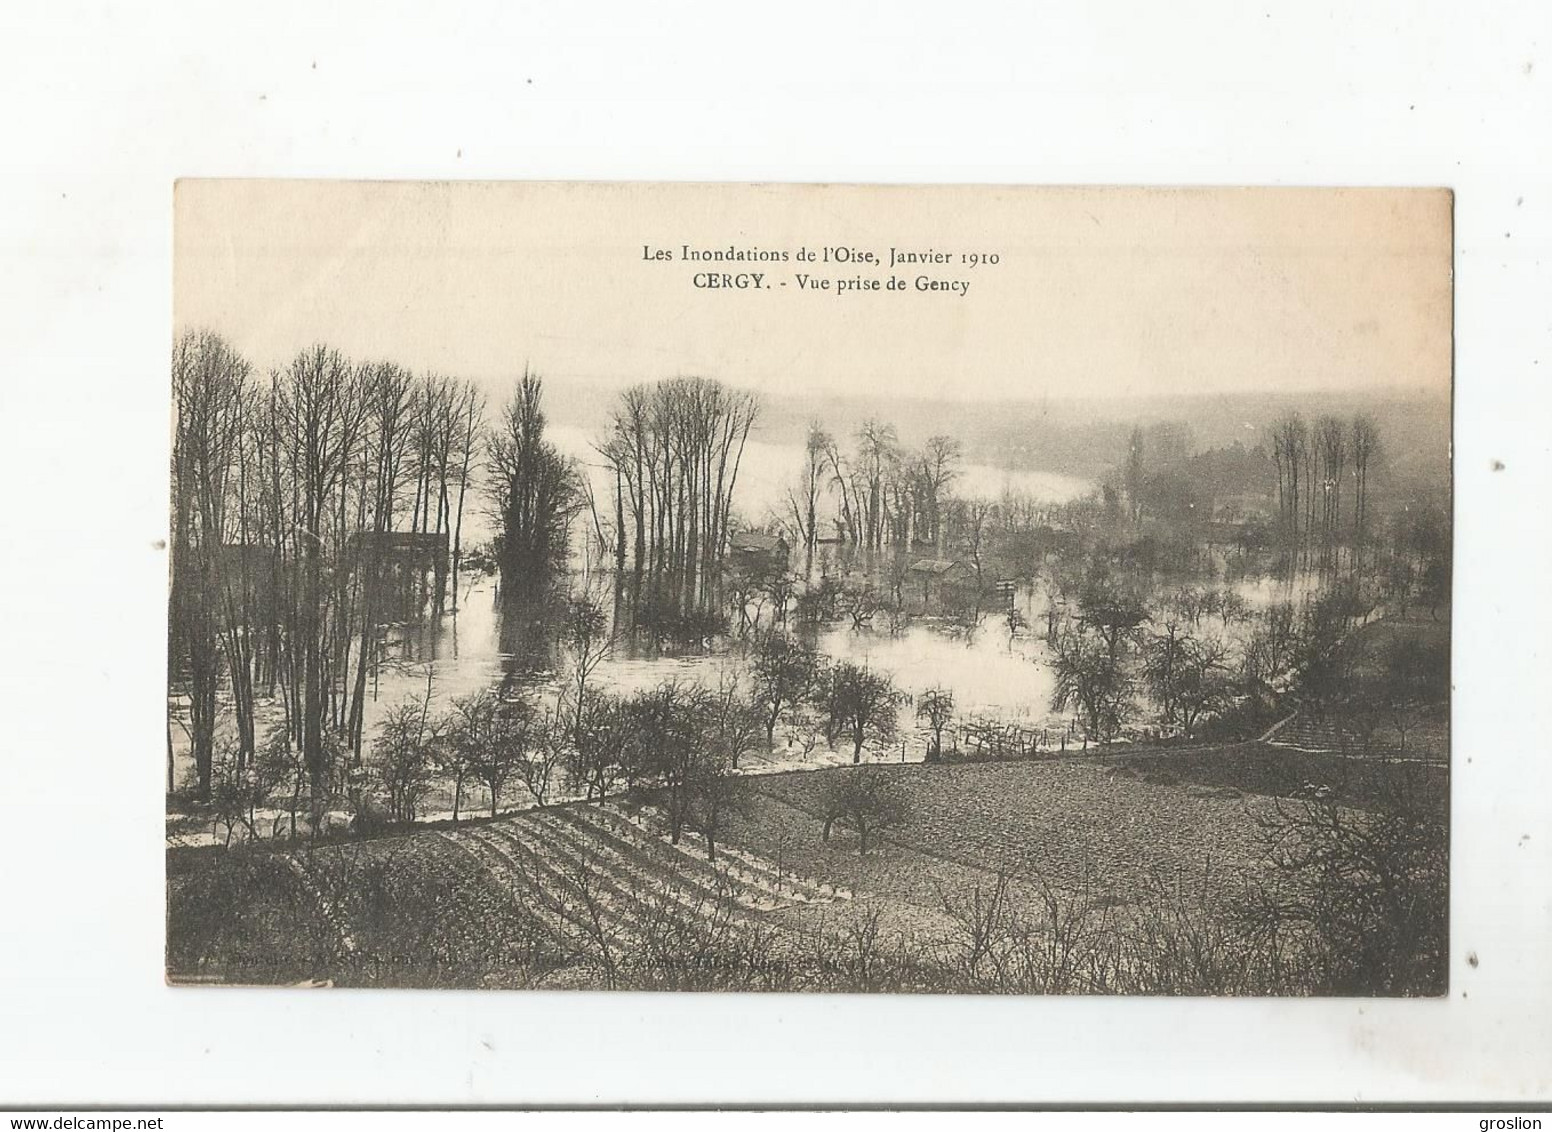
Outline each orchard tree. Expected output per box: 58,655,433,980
1241,601,1300,700
826,662,904,763
630,680,713,845
1051,624,1131,741
684,746,743,862
751,633,824,746
568,695,633,804
916,686,955,759
820,768,909,855
1171,636,1234,735
559,593,615,754
441,692,492,823
464,695,538,817
372,696,444,824
708,671,765,770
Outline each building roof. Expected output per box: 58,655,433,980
352,530,449,550
730,532,787,553
907,558,964,575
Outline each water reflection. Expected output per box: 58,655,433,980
367,570,1066,741
172,554,1312,787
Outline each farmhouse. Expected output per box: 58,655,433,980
727,531,790,575
1212,492,1275,525
350,530,450,563
349,530,451,616
906,557,971,605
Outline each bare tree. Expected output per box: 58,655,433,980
445,689,529,818
708,670,765,770
855,418,898,552
1051,623,1131,741
786,422,831,577
601,377,760,625
1315,414,1348,569
819,767,909,855
469,697,538,817
370,696,443,824
916,686,955,759
750,633,824,746
825,662,904,763
559,593,615,759
919,434,962,551
1270,412,1309,568
1349,413,1381,549
684,746,742,862
170,330,253,796
275,344,371,830
1124,425,1145,525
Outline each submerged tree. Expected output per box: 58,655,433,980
1315,414,1348,570
785,422,831,578
489,369,580,603
275,345,372,830
1349,413,1381,550
599,376,760,626
169,330,253,797
169,329,487,825
1270,412,1309,567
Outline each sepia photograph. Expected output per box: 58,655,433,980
165,181,1453,996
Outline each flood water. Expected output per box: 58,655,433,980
369,427,1097,731
170,570,1067,790
169,431,1314,791
168,423,1097,791
366,573,1066,743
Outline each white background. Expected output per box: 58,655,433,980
1,0,1549,1108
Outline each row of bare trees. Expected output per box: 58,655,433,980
1270,411,1382,570
597,377,760,624
169,331,483,811
799,421,963,558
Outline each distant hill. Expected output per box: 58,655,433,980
541,377,1449,488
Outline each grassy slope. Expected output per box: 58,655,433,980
728,756,1274,904
1083,741,1448,814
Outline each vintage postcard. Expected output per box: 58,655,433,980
166,182,1452,994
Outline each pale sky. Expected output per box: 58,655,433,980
174,181,1453,408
